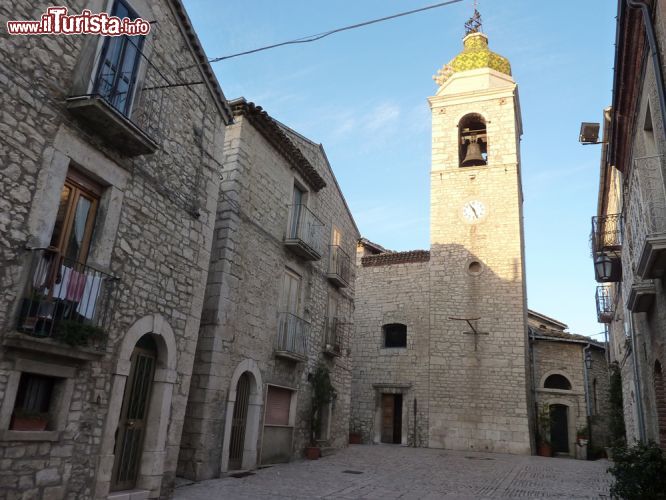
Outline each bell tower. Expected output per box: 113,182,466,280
426,13,533,454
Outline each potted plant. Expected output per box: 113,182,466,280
55,320,105,347
306,363,336,460
537,403,553,457
349,428,362,445
10,409,49,431
576,425,589,445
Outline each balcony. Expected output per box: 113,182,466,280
322,317,351,357
624,155,666,279
327,245,351,288
275,312,308,362
13,248,117,352
626,279,656,313
591,214,622,283
284,205,324,261
595,286,614,323
66,39,164,156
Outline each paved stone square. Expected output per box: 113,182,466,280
174,445,611,499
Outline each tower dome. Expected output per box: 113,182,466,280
434,32,512,87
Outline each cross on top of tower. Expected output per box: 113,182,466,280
464,1,482,35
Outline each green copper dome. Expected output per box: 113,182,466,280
434,32,512,86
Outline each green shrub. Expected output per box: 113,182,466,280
608,442,666,499
55,320,105,346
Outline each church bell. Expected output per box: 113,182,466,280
462,140,486,167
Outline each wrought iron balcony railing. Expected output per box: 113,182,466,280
327,245,351,288
591,214,622,254
66,34,166,155
285,204,324,261
276,312,308,361
624,155,666,278
16,248,118,350
595,286,614,323
322,317,351,357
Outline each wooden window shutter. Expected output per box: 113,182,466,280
265,387,292,426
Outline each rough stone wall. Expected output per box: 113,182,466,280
588,348,611,448
0,1,226,498
351,256,430,446
179,113,358,480
427,73,531,454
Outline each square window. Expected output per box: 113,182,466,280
10,373,58,431
265,386,293,426
383,323,407,348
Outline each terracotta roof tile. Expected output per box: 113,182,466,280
362,250,430,267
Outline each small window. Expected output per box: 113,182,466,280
93,0,145,116
265,386,293,426
383,323,407,348
10,373,57,431
544,374,572,390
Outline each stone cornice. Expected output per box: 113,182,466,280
230,99,326,192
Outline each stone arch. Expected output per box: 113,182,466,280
654,360,666,446
95,314,178,498
458,112,488,167
540,370,574,391
220,359,263,473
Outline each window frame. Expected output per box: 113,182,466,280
383,323,408,349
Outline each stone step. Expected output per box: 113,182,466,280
320,447,337,457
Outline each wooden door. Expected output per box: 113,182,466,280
381,394,394,443
111,338,157,491
550,404,569,453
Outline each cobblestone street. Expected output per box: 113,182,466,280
174,445,611,499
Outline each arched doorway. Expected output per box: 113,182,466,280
111,334,158,491
550,404,569,453
654,361,666,446
229,373,251,470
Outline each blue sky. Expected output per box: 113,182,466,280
183,0,617,339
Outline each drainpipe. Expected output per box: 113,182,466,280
626,0,666,143
629,312,647,442
583,344,593,458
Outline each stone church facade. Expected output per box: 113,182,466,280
351,30,534,455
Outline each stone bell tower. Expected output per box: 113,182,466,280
426,16,533,454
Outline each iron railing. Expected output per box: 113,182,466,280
285,204,325,259
67,33,167,148
276,312,308,358
323,317,351,356
16,248,117,349
595,286,614,323
591,214,622,254
327,245,351,287
624,155,666,272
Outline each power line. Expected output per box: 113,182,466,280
208,0,464,63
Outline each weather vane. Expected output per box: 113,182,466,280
464,0,482,35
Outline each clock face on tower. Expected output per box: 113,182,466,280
462,200,486,223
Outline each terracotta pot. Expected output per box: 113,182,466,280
305,446,321,460
11,416,48,431
349,432,362,444
537,442,553,457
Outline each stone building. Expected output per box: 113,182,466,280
351,25,534,454
0,1,231,498
590,0,666,446
528,311,610,457
177,99,359,480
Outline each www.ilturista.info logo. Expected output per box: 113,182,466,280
6,7,151,36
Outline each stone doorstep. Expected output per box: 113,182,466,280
107,489,150,500
320,447,337,457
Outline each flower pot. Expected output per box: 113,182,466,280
10,415,48,431
537,442,553,457
305,446,321,460
349,432,362,444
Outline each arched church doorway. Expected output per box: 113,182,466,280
111,334,158,491
550,404,569,454
229,372,251,470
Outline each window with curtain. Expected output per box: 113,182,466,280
50,173,101,264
